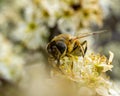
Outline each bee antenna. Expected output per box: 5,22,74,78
74,30,108,39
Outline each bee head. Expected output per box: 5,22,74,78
47,40,67,59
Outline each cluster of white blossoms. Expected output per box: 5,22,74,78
0,34,24,85
11,0,102,50
49,51,118,96
12,22,49,50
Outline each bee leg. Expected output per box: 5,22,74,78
57,59,60,65
81,40,87,57
57,59,62,72
70,40,85,57
66,54,74,72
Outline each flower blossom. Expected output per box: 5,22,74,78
49,51,114,96
0,34,24,84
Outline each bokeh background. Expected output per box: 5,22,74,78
0,0,120,96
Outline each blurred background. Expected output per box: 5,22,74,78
0,0,120,96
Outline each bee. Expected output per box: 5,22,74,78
47,30,106,63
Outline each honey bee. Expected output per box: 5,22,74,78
47,30,106,63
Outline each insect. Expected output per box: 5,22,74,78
47,30,107,63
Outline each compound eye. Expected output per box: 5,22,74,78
56,41,67,54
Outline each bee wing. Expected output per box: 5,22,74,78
74,30,108,39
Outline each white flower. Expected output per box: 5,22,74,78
0,34,24,84
49,51,114,96
12,21,49,50
96,86,112,96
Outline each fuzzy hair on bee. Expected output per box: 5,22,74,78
47,30,107,63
